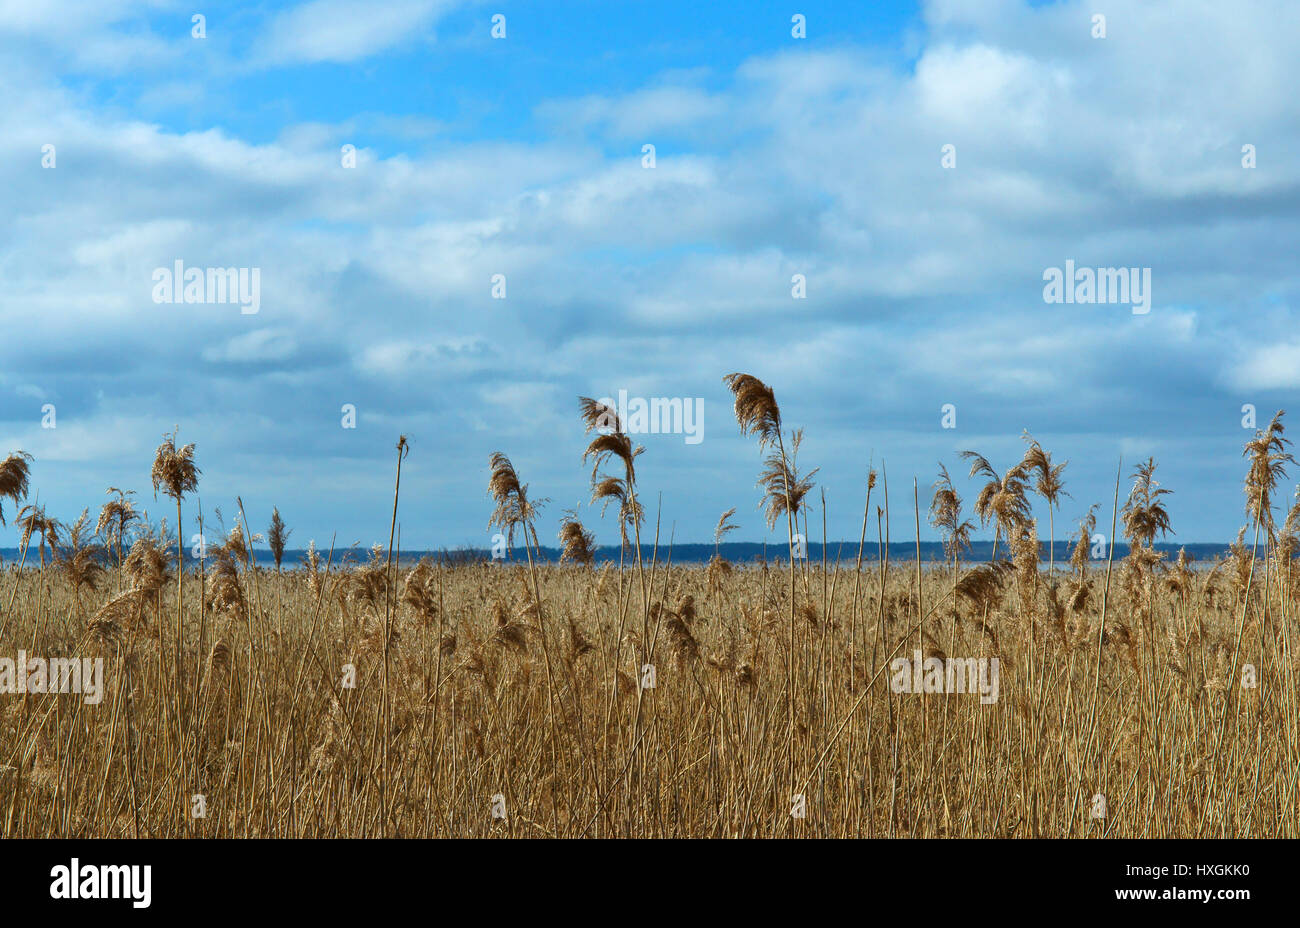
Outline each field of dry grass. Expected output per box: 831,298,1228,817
1,381,1297,839
0,539,1295,838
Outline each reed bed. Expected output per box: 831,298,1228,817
0,386,1297,838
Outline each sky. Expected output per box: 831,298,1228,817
1,0,1298,552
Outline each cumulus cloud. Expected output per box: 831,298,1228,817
1225,340,1300,391
1,0,1297,546
202,328,299,363
253,0,460,65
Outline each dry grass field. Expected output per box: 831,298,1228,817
1,379,1297,838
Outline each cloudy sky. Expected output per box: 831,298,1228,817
1,0,1297,552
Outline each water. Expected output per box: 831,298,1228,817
0,541,1239,570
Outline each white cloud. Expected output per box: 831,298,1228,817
202,329,299,363
3,0,1298,545
538,85,729,139
255,0,458,66
1225,341,1300,391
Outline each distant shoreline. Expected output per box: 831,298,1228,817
0,540,1241,568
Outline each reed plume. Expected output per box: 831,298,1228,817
578,396,621,434
956,560,1015,615
1010,518,1040,618
713,508,739,546
87,588,140,642
724,371,798,795
205,540,248,622
723,373,781,450
929,463,974,562
1070,504,1099,576
757,428,819,531
124,528,173,597
151,430,201,502
1275,490,1300,563
1021,432,1069,578
151,429,200,683
97,487,139,586
302,540,323,598
16,503,59,569
151,427,200,802
1121,458,1173,550
582,430,643,490
664,604,700,665
485,451,559,770
347,544,389,619
1165,547,1195,598
959,451,1030,559
558,510,596,565
0,451,33,526
1243,410,1294,541
267,508,291,571
711,507,740,568
55,508,106,610
591,476,643,543
1275,490,1300,607
578,395,652,760
488,452,547,553
401,559,440,626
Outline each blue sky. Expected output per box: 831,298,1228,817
2,0,1298,551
